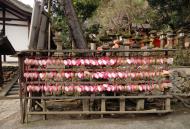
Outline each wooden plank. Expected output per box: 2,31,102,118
27,110,173,115
28,1,41,49
18,49,177,55
24,95,173,100
0,95,173,100
37,14,48,49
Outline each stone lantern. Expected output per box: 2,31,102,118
165,30,175,49
123,34,133,56
159,32,166,49
184,32,190,49
149,30,157,48
177,29,186,49
53,31,63,56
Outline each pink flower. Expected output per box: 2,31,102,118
63,60,68,65
46,58,52,65
98,59,103,65
109,59,116,65
35,86,41,92
85,59,90,65
42,60,47,66
76,59,81,66
27,85,32,92
24,58,29,65
84,86,90,92
118,72,124,78
39,73,46,80
80,59,85,65
77,72,84,79
71,59,77,66
65,73,71,79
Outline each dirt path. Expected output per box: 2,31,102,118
0,99,190,129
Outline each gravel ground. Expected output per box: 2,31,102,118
0,99,190,129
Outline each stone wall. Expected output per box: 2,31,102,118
170,70,190,94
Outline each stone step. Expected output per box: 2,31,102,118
7,90,19,95
11,87,19,91
12,84,19,88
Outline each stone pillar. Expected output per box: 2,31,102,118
165,31,175,49
184,33,190,49
159,32,166,49
90,43,96,50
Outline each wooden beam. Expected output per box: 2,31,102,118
27,110,173,115
0,56,3,87
0,22,28,27
24,95,173,100
6,8,28,20
0,17,28,21
2,6,5,35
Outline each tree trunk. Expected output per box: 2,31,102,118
60,0,87,49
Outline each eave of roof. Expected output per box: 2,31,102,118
0,0,32,17
0,36,16,55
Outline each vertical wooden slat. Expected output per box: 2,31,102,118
82,99,89,111
101,94,106,118
136,99,145,111
165,98,171,110
120,95,125,111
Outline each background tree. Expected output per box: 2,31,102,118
147,0,190,30
87,0,148,34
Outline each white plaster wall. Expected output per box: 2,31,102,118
0,12,29,62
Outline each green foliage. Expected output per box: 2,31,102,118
73,0,101,21
147,0,190,30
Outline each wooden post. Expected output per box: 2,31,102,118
82,99,89,112
136,99,145,111
165,98,171,111
120,95,125,111
48,0,51,55
0,56,3,87
28,1,41,49
101,94,106,118
18,56,24,123
136,94,145,111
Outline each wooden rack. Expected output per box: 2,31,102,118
18,49,175,123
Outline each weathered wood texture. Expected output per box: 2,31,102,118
0,56,3,86
28,1,41,49
37,14,48,49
